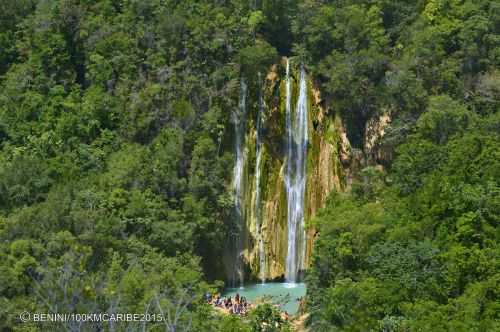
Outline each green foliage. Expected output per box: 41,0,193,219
293,0,500,149
218,315,252,332
308,97,500,330
416,95,477,145
0,0,499,331
0,0,259,330
249,304,291,332
238,39,278,82
302,2,500,318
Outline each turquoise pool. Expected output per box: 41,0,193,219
223,282,306,315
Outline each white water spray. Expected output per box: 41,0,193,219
285,61,308,283
232,78,247,287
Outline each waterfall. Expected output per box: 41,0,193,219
285,61,308,283
254,75,266,283
232,78,247,287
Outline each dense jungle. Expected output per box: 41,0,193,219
0,0,499,331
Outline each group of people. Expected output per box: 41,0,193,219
205,292,251,316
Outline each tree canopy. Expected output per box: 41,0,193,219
0,0,499,331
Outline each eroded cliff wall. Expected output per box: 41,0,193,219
225,58,352,282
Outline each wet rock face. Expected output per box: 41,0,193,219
224,58,351,282
221,58,399,283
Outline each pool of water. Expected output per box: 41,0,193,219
223,282,306,315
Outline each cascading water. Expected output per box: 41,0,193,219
254,76,266,283
285,61,308,283
232,78,247,287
